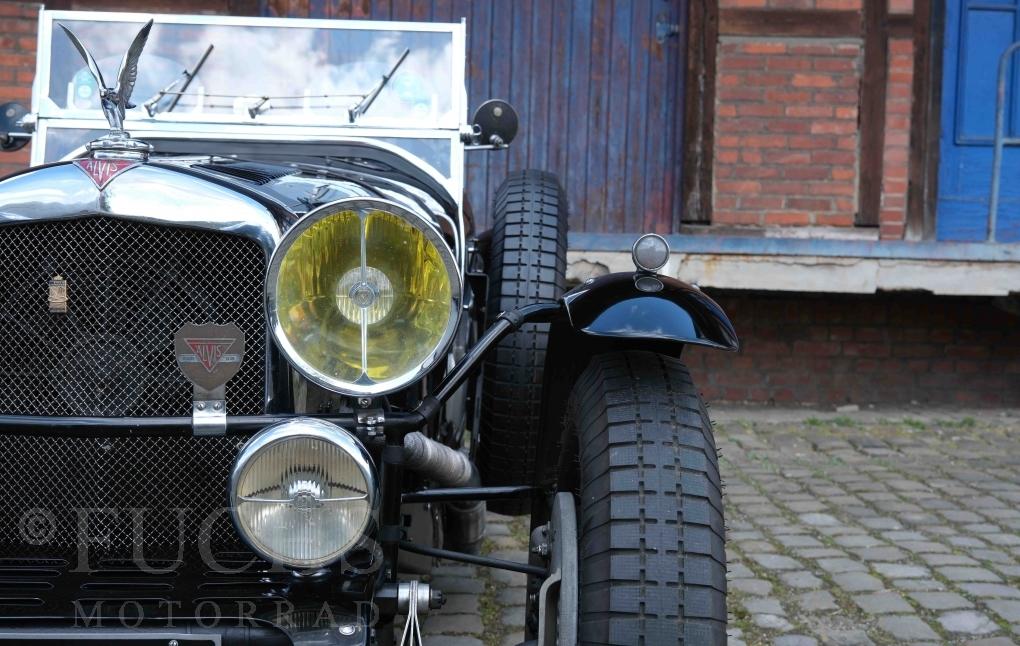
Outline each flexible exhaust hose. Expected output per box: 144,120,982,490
403,432,474,487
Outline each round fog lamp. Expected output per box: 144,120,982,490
230,419,377,568
632,233,670,272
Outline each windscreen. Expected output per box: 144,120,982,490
43,17,456,129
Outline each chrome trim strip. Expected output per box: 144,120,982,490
266,197,463,397
229,418,379,569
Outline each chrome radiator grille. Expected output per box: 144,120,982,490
0,434,244,559
0,216,267,417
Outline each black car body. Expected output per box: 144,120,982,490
0,10,738,646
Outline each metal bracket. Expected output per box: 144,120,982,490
537,492,578,646
192,384,226,436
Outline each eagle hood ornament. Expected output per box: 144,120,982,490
58,18,154,159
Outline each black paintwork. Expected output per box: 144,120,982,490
561,272,739,352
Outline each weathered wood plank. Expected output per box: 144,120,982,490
858,0,888,227
719,8,859,38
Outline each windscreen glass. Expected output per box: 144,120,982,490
44,18,456,128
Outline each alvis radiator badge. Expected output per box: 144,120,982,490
47,275,68,314
174,322,246,436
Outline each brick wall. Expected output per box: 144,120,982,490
686,291,1020,407
0,2,39,178
712,4,919,238
714,39,861,227
879,37,914,240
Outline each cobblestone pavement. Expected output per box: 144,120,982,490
418,409,1020,645
421,513,531,646
720,410,1020,646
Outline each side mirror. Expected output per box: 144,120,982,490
0,102,31,152
470,99,519,148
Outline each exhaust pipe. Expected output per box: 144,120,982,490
403,431,473,487
402,432,487,554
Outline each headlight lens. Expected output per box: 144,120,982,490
268,198,460,395
230,419,377,568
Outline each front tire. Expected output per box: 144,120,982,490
569,351,727,645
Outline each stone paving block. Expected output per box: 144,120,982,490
500,634,524,646
909,591,974,610
833,572,885,592
430,576,486,594
729,562,755,578
985,600,1020,623
860,517,904,530
780,570,824,589
731,578,774,595
877,615,941,641
793,548,848,559
799,513,840,526
422,614,484,635
816,558,868,574
749,553,802,570
960,584,1020,599
753,614,793,630
963,638,1018,646
817,628,875,645
899,540,952,553
424,637,484,646
774,636,819,646
739,540,779,553
919,552,980,566
937,566,1003,582
950,535,990,548
890,578,948,592
742,597,784,615
873,562,931,579
500,606,525,628
777,534,824,548
973,547,1014,562
441,594,480,614
853,591,914,614
938,610,999,635
851,546,909,561
834,534,885,548
496,587,525,605
797,590,838,612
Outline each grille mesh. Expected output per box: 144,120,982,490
0,216,267,417
0,434,244,560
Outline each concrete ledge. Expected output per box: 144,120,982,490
567,250,1020,296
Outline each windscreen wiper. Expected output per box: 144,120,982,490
144,44,214,117
347,48,410,124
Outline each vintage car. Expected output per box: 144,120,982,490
0,10,737,646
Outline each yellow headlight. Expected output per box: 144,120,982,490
268,198,459,395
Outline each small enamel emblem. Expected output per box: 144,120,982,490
47,275,68,314
174,323,246,391
73,158,138,189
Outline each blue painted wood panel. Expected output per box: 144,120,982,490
938,0,1020,241
260,0,687,233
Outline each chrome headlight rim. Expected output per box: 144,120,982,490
266,197,463,396
229,418,379,569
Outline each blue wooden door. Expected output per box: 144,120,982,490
938,0,1020,241
261,0,687,234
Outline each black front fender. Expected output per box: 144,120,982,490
560,272,739,352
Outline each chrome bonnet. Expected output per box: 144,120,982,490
0,161,281,253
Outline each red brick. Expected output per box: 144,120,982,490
764,211,812,225
786,197,832,210
742,42,787,55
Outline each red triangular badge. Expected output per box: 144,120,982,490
73,158,139,189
